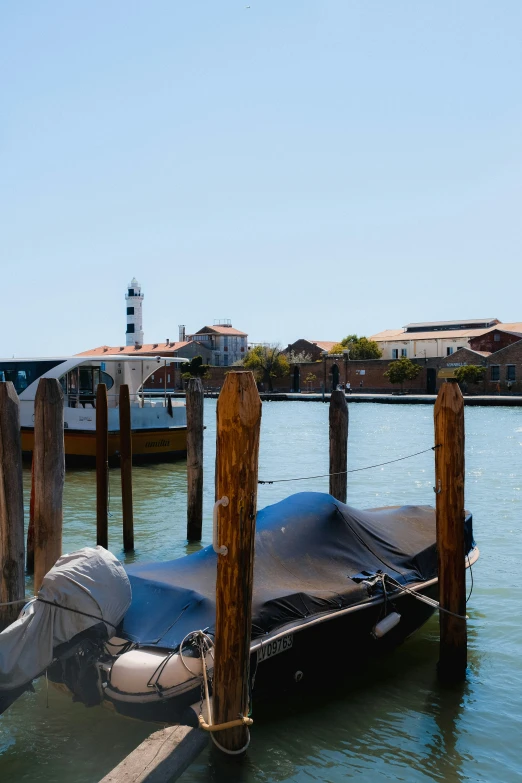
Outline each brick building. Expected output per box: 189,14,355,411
469,328,522,354
285,339,338,362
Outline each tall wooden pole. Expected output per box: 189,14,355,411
329,389,348,503
33,378,64,593
26,458,35,574
186,376,204,541
434,380,467,682
119,384,134,552
0,383,25,630
213,372,261,752
96,383,109,549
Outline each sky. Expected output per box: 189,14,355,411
1,0,521,356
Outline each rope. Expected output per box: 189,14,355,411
383,574,468,620
258,445,440,485
0,597,31,607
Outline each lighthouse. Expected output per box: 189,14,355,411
125,278,144,346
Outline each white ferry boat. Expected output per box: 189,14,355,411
0,355,188,461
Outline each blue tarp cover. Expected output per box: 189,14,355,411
121,492,471,651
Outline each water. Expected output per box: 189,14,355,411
1,401,521,782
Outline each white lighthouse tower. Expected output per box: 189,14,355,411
125,278,144,346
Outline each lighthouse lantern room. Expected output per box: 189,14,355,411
125,278,144,346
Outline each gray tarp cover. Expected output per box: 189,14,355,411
0,546,131,691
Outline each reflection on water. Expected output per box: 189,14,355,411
1,402,521,782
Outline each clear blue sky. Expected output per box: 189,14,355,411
2,1,521,356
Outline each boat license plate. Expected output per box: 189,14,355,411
257,634,293,663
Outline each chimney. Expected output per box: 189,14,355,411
179,325,186,342
166,338,170,346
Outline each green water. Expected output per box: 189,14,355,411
1,401,521,782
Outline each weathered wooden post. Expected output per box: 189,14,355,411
186,376,204,541
434,380,467,682
0,383,25,630
213,371,261,753
329,389,348,503
33,378,64,592
119,384,134,552
96,383,109,549
26,459,35,574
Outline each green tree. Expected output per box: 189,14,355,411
384,357,421,392
329,343,345,355
340,335,382,359
181,355,210,380
454,365,486,385
243,345,290,392
304,372,317,392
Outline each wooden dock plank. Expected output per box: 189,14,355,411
99,725,208,783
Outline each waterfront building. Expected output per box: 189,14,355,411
125,278,144,347
185,321,248,366
371,318,522,360
285,339,338,362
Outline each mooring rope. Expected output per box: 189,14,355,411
258,445,440,485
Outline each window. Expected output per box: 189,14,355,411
224,355,229,366
392,349,399,359
494,333,500,342
127,307,134,315
447,347,454,356
507,365,516,381
0,360,65,394
490,366,500,381
167,374,171,383
151,375,154,381
214,356,220,366
128,288,134,296
401,349,407,357
126,324,135,334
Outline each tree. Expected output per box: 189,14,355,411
384,357,421,392
304,372,316,392
243,344,290,392
454,365,486,386
286,350,313,363
339,335,382,359
181,355,210,381
329,343,345,355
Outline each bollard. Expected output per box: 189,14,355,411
186,377,204,541
96,383,109,549
33,378,64,592
213,371,262,753
329,389,348,503
434,381,467,682
119,385,134,552
0,383,25,629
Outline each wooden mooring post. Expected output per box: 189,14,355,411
96,383,109,549
119,385,134,552
213,371,262,752
0,383,25,630
329,389,348,503
33,378,64,593
26,458,35,574
186,376,204,541
434,380,467,682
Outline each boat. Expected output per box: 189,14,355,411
0,492,478,722
0,355,189,462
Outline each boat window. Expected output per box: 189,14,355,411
100,371,114,390
0,361,65,394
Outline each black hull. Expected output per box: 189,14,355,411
105,581,439,725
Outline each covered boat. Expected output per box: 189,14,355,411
0,493,478,722
0,355,188,461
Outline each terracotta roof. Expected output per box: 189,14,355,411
77,341,192,356
192,326,247,337
487,322,522,334
308,340,338,352
371,328,492,341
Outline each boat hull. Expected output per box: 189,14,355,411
21,426,187,463
100,579,442,725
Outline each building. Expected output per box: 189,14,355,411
370,319,522,359
125,278,144,347
468,328,522,354
185,321,248,366
285,339,338,362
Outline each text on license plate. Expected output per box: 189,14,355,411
256,634,293,663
